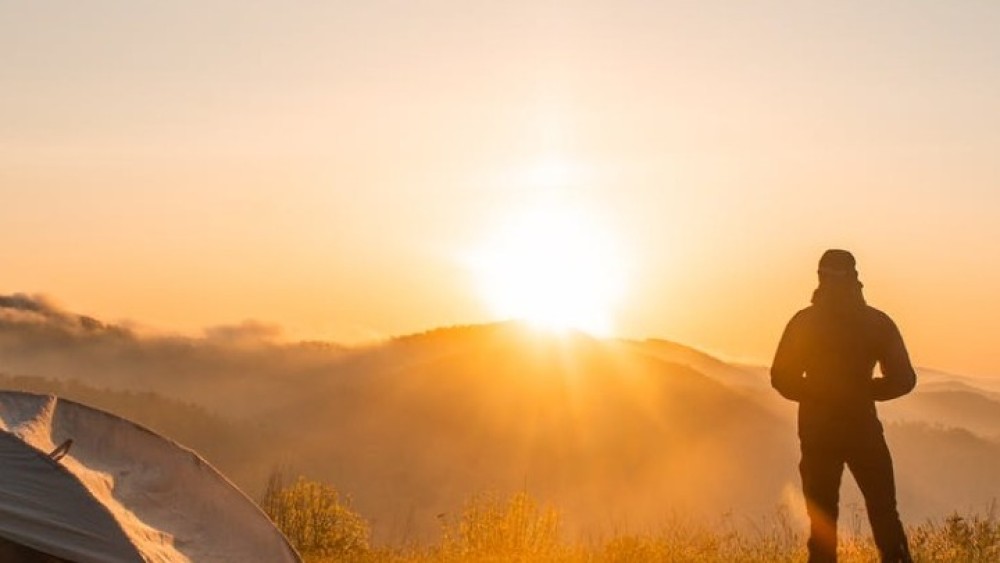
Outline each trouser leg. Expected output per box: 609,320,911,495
846,433,912,563
800,444,845,563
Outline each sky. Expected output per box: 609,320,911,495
2,1,999,376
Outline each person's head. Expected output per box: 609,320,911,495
812,249,865,307
817,249,858,283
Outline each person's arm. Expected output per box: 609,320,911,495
771,312,809,402
871,318,917,401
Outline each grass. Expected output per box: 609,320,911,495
261,475,1000,562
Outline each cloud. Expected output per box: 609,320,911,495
0,292,347,418
0,293,60,316
204,321,284,344
0,293,124,335
0,293,70,323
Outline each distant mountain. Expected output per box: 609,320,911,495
915,367,1000,395
629,338,769,390
889,422,1000,517
3,294,1000,542
880,389,1000,440
274,323,797,540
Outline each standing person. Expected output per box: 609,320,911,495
771,249,916,563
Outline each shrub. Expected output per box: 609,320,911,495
910,511,1000,562
440,491,562,560
260,471,371,561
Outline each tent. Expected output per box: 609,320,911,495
0,391,300,562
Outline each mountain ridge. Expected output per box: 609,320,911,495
3,293,1000,542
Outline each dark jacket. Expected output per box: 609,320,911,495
771,299,916,443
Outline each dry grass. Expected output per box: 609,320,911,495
266,476,999,562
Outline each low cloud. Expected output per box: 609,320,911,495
204,320,284,344
0,293,126,336
0,293,343,417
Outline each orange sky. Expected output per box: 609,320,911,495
3,1,999,376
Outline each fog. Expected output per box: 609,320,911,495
2,294,998,543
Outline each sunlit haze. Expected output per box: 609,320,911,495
5,4,1000,554
3,1,1000,376
469,188,627,336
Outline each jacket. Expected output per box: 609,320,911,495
771,302,917,443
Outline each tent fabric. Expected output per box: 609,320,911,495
0,392,300,562
0,431,143,562
0,533,73,562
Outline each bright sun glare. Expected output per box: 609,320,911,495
471,203,627,337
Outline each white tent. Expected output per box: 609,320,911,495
0,391,300,562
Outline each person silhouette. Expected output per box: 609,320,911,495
771,249,915,563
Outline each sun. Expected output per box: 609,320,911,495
469,204,627,337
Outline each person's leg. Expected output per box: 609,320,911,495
846,432,912,563
800,443,845,563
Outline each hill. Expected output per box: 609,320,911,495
3,294,1000,542
881,389,1000,441
271,323,796,540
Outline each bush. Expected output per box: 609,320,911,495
260,471,371,561
910,512,1000,562
440,491,563,560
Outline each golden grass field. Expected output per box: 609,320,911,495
263,476,1000,562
